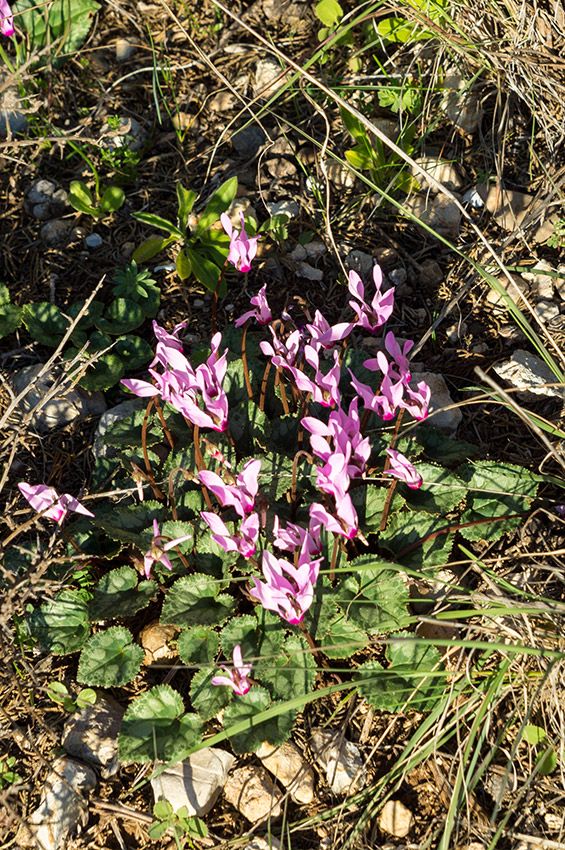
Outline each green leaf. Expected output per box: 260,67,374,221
79,352,124,391
113,335,153,369
0,292,22,338
377,16,433,43
340,107,368,142
458,461,539,543
132,235,175,264
175,249,192,281
186,248,222,293
176,184,198,230
355,636,444,713
161,574,234,628
536,747,557,775
94,501,164,545
77,626,143,687
315,603,369,659
315,0,343,26
69,180,98,216
222,687,270,753
522,724,547,745
100,185,126,213
338,556,410,634
132,211,183,239
380,511,454,571
96,298,145,335
118,684,203,763
404,463,467,514
22,302,70,346
177,626,220,666
345,146,373,171
196,176,238,233
255,635,316,702
88,567,157,621
190,668,232,721
220,611,284,663
29,590,90,655
76,688,97,709
47,0,100,53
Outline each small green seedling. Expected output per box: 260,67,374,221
46,681,97,713
341,108,417,193
0,756,23,789
522,724,558,776
132,176,237,294
149,800,208,845
69,180,125,221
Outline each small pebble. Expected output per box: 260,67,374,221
534,300,560,323
85,233,103,249
193,299,205,309
378,799,414,837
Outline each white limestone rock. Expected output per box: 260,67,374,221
256,740,315,805
151,748,235,816
224,764,283,822
11,364,106,433
310,728,365,796
62,693,124,778
16,757,97,850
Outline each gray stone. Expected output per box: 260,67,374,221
115,37,137,62
151,748,235,816
0,82,27,138
521,260,556,300
411,155,464,193
534,299,560,323
266,199,300,219
310,728,365,796
103,116,146,151
411,371,462,433
244,838,281,850
256,740,315,805
85,233,103,249
32,202,52,220
326,160,356,188
289,244,307,261
304,240,326,260
40,219,73,247
378,799,414,837
442,67,482,134
254,57,285,99
485,183,533,232
493,349,565,402
419,259,443,286
28,179,56,204
402,193,462,236
16,757,97,850
62,694,124,778
92,399,145,460
12,364,106,433
485,274,528,310
224,764,283,822
209,90,239,112
232,125,266,157
388,267,407,287
296,261,324,281
345,249,374,279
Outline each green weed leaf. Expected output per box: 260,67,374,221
88,567,156,621
196,176,238,233
118,684,203,763
190,668,232,721
77,626,143,687
22,302,70,346
29,589,90,655
161,574,234,627
177,626,220,666
315,0,343,26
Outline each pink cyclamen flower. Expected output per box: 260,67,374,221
18,483,94,525
384,449,423,489
0,0,14,37
235,284,272,327
348,264,395,333
250,548,321,625
143,519,192,579
221,211,260,273
199,459,261,519
211,644,253,696
200,511,259,559
305,309,355,349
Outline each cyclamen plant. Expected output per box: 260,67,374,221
23,220,541,762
